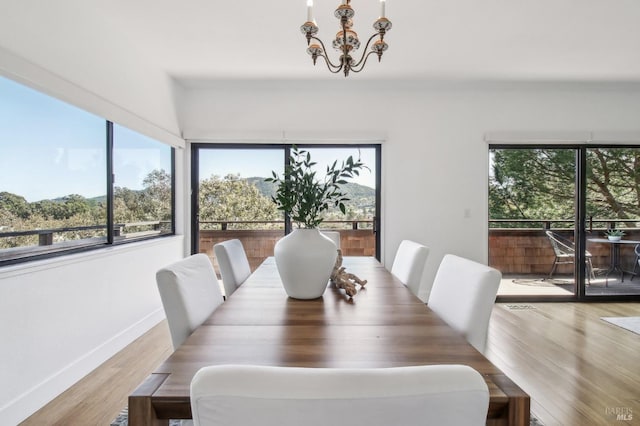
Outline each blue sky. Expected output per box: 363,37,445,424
0,76,170,202
1,76,375,203
199,147,376,189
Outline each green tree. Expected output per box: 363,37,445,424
32,199,63,220
113,169,171,223
60,194,91,219
490,147,640,227
199,174,279,229
114,187,143,223
586,148,640,220
1,169,170,249
0,192,31,219
141,169,172,220
30,194,94,220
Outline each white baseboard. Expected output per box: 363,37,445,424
0,309,165,425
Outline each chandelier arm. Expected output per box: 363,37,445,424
309,36,342,70
350,33,381,68
316,54,346,74
349,51,378,73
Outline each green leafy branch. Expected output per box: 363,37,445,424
265,146,368,228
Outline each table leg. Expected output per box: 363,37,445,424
603,243,625,287
128,373,170,426
490,374,530,426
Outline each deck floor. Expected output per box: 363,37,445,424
499,271,640,297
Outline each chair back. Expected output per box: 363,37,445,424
190,364,489,426
545,231,575,257
390,240,430,297
156,254,224,350
427,254,501,353
321,231,341,249
214,239,251,298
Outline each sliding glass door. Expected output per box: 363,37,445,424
584,147,640,297
191,146,284,273
489,147,579,299
191,144,381,279
489,145,640,301
300,146,379,258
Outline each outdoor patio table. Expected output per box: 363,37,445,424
588,238,640,286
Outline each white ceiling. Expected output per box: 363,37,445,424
4,0,640,86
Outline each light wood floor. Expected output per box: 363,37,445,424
20,321,172,426
486,302,640,426
20,303,640,426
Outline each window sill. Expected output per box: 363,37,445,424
0,234,183,279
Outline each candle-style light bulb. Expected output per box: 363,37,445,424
307,0,314,22
380,0,386,18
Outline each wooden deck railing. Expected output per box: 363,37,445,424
489,219,640,275
197,220,376,273
0,221,171,247
3,217,637,276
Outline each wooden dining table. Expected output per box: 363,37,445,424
129,256,529,425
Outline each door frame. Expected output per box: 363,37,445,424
490,144,640,302
191,143,382,260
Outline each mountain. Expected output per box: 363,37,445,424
247,177,278,200
248,177,374,198
246,177,375,214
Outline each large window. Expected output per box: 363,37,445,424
489,147,578,299
301,147,377,231
113,124,173,240
0,76,174,265
191,144,380,276
489,145,640,301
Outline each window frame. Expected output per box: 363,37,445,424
489,143,640,303
190,142,381,260
0,80,175,267
110,122,176,245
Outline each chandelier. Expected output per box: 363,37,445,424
301,0,392,77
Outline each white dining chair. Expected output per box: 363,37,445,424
427,254,501,353
214,239,251,299
190,364,489,426
321,230,341,249
156,254,224,350
390,239,430,298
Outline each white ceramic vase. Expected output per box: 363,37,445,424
274,228,338,299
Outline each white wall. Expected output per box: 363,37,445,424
0,43,184,148
0,38,188,424
0,236,184,425
179,80,640,301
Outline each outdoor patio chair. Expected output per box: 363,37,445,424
630,244,640,281
545,231,594,283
